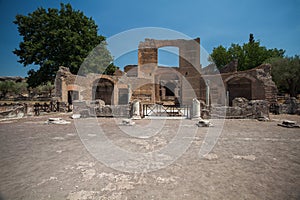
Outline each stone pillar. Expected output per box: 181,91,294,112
128,84,131,103
131,100,141,119
192,98,201,119
61,78,68,103
206,80,210,106
226,91,229,107
138,47,158,78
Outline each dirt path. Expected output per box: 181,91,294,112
0,114,299,199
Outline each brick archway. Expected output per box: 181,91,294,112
92,78,114,105
155,70,181,105
226,77,252,106
137,38,201,76
136,38,201,104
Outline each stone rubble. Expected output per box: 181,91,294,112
196,118,213,127
71,114,81,119
277,120,300,128
211,98,270,119
233,155,256,161
45,117,71,125
280,97,300,114
121,118,135,126
203,153,218,160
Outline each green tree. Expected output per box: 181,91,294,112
209,45,230,69
0,81,28,98
210,34,285,71
0,81,15,98
228,43,244,68
103,63,119,75
28,86,41,98
13,3,113,87
13,82,28,96
266,56,300,97
38,81,55,97
79,43,115,75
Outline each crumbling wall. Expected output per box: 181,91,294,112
73,100,130,118
199,64,277,106
0,103,27,119
211,97,269,119
280,97,300,114
138,38,201,105
219,59,238,73
55,39,278,108
55,66,126,105
55,66,76,102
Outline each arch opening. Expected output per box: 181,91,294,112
158,47,179,67
92,78,114,105
68,90,79,105
165,82,176,97
227,77,252,106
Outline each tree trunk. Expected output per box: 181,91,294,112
288,81,297,97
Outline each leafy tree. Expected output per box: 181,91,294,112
103,63,119,75
13,3,113,87
209,45,230,69
79,43,115,75
39,81,55,97
249,33,255,43
210,34,285,71
0,81,28,98
13,82,28,96
28,86,41,98
0,81,15,98
266,56,300,97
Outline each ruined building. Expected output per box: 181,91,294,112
55,38,277,110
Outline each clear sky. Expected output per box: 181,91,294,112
0,0,299,77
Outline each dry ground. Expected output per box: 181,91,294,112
0,113,299,200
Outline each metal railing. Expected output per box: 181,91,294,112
142,104,190,118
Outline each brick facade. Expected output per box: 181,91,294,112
55,38,277,107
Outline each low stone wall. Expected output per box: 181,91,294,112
0,101,72,119
210,98,269,119
280,97,300,115
73,100,130,118
0,103,27,120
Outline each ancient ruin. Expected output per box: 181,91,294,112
54,37,278,118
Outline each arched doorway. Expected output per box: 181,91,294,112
92,78,114,105
157,71,180,105
227,77,252,106
163,82,176,98
67,90,79,105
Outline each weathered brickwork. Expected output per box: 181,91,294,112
55,38,277,108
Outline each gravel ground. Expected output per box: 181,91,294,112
0,113,299,200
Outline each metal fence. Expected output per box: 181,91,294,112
142,104,191,118
33,102,70,116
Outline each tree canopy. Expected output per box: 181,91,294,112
13,3,114,87
210,34,285,71
0,81,28,99
266,56,300,97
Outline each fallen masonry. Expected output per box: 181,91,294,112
121,118,135,126
196,118,213,127
277,120,300,128
45,118,71,125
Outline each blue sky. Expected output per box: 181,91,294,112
0,0,299,77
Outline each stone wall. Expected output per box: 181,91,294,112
137,38,201,105
211,98,270,119
198,64,277,106
55,38,278,110
280,97,300,114
55,66,128,105
0,103,27,119
219,59,238,73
